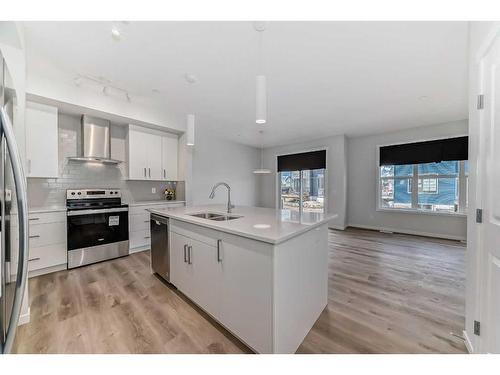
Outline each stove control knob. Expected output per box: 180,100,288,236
77,192,81,195
110,191,114,195
71,192,75,195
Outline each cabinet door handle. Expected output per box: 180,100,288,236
28,257,40,262
148,168,151,178
144,236,151,239
28,159,32,174
188,245,192,264
163,169,166,179
217,240,222,263
183,244,188,263
29,235,40,239
29,217,40,221
144,167,147,178
144,220,149,223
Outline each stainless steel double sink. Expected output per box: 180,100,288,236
189,212,242,221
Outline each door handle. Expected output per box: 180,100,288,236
217,239,222,263
1,107,29,354
188,245,193,264
149,167,151,178
183,244,188,263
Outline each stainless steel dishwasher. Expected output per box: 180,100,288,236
150,214,170,282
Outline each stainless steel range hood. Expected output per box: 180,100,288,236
68,115,121,164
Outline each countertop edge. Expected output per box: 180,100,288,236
148,208,335,245
128,201,186,207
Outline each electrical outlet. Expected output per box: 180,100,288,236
151,187,156,194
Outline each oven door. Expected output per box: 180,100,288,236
67,207,129,250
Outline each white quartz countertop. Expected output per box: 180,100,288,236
11,206,68,214
128,200,185,207
148,204,337,244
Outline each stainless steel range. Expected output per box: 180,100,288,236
66,189,129,269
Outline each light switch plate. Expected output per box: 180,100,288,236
152,187,156,194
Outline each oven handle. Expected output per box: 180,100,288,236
67,207,129,216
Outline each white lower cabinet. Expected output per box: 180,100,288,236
170,221,273,353
128,202,185,252
10,210,67,277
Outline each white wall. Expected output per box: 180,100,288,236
347,119,468,240
189,125,260,207
258,135,347,229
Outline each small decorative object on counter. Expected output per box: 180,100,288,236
164,188,176,201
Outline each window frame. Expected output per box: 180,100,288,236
376,137,468,216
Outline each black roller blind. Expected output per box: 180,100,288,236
379,136,468,166
277,150,326,172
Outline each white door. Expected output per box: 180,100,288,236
146,133,163,180
162,135,178,181
479,34,500,353
25,102,59,178
170,232,189,292
128,129,148,180
189,237,220,320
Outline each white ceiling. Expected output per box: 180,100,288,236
23,21,469,147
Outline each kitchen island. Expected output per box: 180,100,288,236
148,204,336,354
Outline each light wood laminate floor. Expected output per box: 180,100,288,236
13,228,467,354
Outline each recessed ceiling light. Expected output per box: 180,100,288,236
111,27,121,41
184,73,198,84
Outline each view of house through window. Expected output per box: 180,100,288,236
379,160,468,213
280,169,325,213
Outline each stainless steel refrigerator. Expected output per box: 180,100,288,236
0,51,29,354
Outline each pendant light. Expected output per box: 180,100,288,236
254,22,267,125
253,130,271,174
185,73,197,146
186,114,195,146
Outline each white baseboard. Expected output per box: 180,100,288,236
463,330,473,353
328,224,346,230
129,246,150,254
18,307,30,326
347,223,466,241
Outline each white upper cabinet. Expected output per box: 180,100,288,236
128,127,149,179
25,101,59,178
162,134,178,181
127,124,178,181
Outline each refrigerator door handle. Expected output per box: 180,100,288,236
0,107,29,354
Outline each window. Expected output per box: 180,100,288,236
280,169,326,213
407,178,438,194
379,160,468,214
277,150,327,214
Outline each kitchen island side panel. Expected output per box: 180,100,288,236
272,224,329,353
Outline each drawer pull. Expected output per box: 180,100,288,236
29,217,40,221
144,220,149,223
28,257,41,262
29,235,40,239
188,245,193,265
217,239,222,263
144,236,151,239
97,238,105,241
